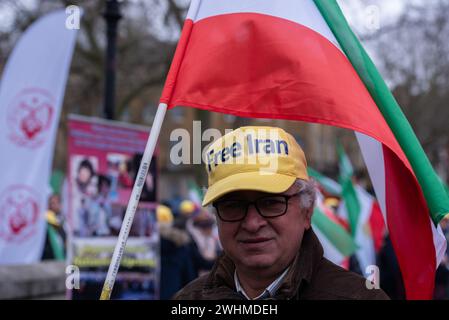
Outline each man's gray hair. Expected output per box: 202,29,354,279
294,178,316,210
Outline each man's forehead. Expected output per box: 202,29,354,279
218,183,301,200
220,190,271,200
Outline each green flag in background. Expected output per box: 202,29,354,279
337,143,360,237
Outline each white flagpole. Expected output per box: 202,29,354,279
100,0,202,300
100,103,167,300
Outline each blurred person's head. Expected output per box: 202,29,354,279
440,215,449,231
193,209,216,235
97,175,112,196
48,193,61,215
77,159,95,187
202,127,315,279
179,200,199,218
156,205,174,226
324,197,340,211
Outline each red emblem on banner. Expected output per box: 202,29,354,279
0,185,41,243
7,88,55,148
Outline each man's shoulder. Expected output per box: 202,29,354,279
304,258,390,300
172,274,210,300
173,272,242,300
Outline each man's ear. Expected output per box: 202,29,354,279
304,207,313,230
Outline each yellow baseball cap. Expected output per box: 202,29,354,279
156,205,174,224
324,197,340,208
202,126,308,206
179,200,198,216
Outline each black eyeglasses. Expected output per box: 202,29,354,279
213,192,301,222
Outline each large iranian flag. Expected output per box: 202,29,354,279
160,0,449,299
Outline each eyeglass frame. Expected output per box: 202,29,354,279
212,192,303,222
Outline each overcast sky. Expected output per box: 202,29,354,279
0,0,406,34
338,0,405,35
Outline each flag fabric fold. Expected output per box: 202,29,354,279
337,143,361,238
314,0,449,225
160,0,448,299
307,167,341,196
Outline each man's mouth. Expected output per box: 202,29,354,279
239,237,273,244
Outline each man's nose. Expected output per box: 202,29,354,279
241,204,267,232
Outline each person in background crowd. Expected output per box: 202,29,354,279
187,208,222,276
377,233,405,299
157,204,196,299
434,216,449,299
178,200,219,277
42,193,66,260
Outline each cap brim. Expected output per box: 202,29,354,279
202,172,297,206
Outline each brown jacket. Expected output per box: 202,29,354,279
174,229,389,300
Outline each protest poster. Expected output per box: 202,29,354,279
67,114,159,299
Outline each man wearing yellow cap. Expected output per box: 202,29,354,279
174,127,388,300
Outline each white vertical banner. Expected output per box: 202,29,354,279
0,9,80,264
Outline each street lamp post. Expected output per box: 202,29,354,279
103,0,122,120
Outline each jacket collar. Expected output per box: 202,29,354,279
201,229,324,299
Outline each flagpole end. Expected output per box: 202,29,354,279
100,286,112,300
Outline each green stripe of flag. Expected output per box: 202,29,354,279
312,206,357,257
47,224,65,261
337,143,354,178
313,0,449,224
337,142,360,236
307,167,341,196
